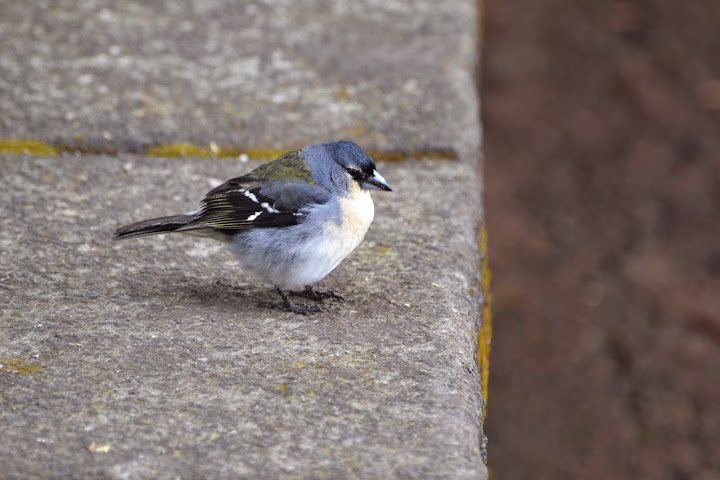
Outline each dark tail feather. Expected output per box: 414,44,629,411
113,214,195,240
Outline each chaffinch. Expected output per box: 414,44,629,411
114,141,392,314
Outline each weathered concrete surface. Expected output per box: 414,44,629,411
0,0,478,156
1,155,485,479
0,0,486,478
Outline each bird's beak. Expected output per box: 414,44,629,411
363,170,393,192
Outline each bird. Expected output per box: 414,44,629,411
113,141,392,314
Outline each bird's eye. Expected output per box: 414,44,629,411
345,165,364,180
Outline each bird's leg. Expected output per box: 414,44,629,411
289,285,345,302
259,287,323,315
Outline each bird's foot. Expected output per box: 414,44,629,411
290,285,345,303
259,288,324,315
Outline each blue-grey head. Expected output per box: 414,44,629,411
303,141,393,196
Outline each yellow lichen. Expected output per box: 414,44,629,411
477,226,493,420
336,87,351,101
369,148,459,163
0,138,459,163
0,358,42,374
369,244,393,254
478,0,485,40
146,143,293,161
0,139,59,156
238,148,292,161
146,143,214,158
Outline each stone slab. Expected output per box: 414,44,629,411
0,0,487,477
0,0,478,156
1,153,487,479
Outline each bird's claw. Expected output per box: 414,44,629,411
259,300,323,315
259,287,325,315
290,285,345,302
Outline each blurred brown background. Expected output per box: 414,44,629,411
482,1,720,479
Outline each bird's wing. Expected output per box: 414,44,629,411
178,176,331,234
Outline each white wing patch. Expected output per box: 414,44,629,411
243,190,259,203
260,202,280,213
243,189,280,214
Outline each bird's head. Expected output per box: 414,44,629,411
303,141,393,195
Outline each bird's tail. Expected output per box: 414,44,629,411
113,214,196,240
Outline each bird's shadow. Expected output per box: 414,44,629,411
113,268,350,317
115,269,270,310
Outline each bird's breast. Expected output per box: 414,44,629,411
324,185,375,261
339,186,375,249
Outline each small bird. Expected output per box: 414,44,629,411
114,141,392,314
